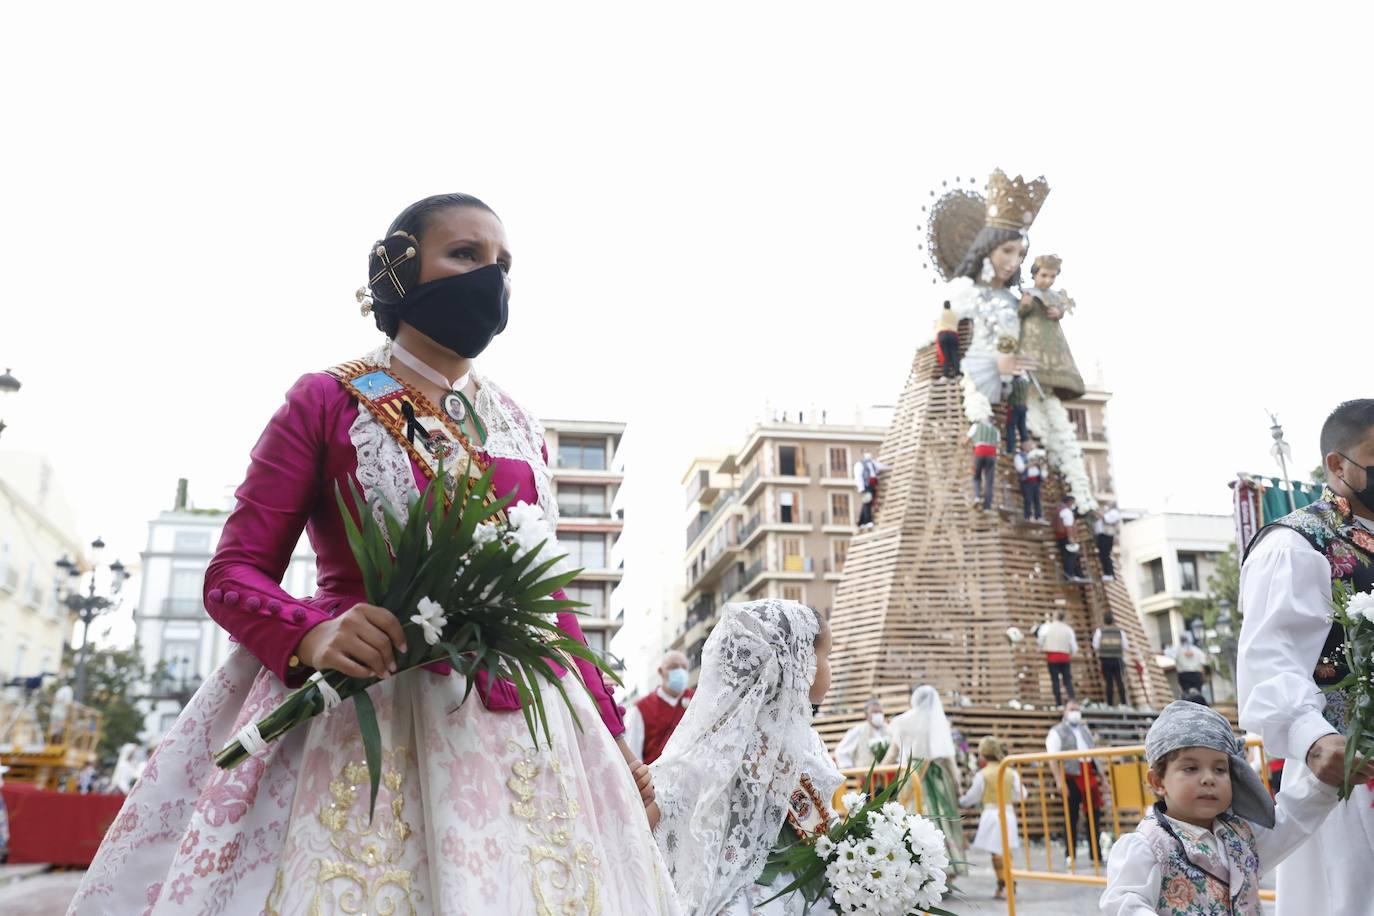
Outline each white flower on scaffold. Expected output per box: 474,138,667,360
1349,589,1374,625
410,596,448,646
1006,626,1024,644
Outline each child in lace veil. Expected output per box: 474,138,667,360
650,599,835,916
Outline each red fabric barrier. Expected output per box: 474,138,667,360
2,782,126,866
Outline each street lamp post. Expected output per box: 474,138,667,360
55,537,127,704
1268,413,1298,514
0,367,20,438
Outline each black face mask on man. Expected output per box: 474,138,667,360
1338,452,1374,513
398,263,509,358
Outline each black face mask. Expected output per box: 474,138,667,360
1338,452,1374,513
398,263,509,358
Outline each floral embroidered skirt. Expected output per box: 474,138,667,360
68,647,682,916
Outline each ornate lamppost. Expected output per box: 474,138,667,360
0,367,20,438
55,537,127,703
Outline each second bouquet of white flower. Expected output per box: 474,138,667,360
213,464,612,820
759,762,960,915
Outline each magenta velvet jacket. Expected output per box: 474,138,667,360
202,371,625,738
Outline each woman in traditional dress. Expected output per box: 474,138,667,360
650,600,833,916
69,194,682,916
958,735,1025,899
882,685,968,870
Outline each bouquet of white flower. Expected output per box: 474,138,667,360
1005,626,1024,645
213,464,612,819
760,763,959,915
1325,580,1374,798
867,736,891,765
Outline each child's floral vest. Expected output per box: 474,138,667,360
1135,806,1262,916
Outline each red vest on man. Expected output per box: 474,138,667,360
636,689,694,764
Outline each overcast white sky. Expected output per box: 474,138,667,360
3,3,1369,668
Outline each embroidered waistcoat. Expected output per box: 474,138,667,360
635,689,693,764
1247,488,1374,732
1135,807,1262,916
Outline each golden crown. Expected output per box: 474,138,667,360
984,169,1050,230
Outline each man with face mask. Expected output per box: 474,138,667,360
833,697,892,769
1045,699,1103,867
622,650,694,765
1238,399,1374,915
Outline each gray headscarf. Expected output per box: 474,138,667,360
1145,700,1274,828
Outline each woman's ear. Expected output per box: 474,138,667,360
1146,767,1167,801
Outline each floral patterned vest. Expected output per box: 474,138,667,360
1135,806,1261,916
1248,488,1374,732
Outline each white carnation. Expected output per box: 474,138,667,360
1349,590,1374,623
506,502,546,532
471,522,500,547
841,791,867,812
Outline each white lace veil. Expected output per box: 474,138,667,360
651,599,821,915
889,685,956,763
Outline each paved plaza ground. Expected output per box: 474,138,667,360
0,857,1278,915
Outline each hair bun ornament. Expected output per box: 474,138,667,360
366,230,421,307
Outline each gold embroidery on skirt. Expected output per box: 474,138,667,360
507,738,601,916
291,746,419,915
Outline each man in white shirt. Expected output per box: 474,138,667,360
1045,700,1103,865
1037,610,1079,705
1238,399,1374,915
622,650,693,765
833,697,892,769
1093,503,1121,581
1166,633,1208,697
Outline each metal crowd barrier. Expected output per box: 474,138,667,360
994,737,1273,915
833,762,924,814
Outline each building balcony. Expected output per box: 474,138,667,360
740,466,763,503
146,673,204,703
740,557,816,594
686,491,738,549
822,557,847,580
155,598,211,619
0,567,18,593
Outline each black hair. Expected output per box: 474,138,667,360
953,226,1027,287
1183,691,1210,707
1320,399,1374,459
370,193,499,338
1103,611,1115,625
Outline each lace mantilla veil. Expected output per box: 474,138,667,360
651,599,822,915
890,685,956,763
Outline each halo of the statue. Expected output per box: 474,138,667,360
926,188,986,281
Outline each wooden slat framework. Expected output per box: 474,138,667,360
825,334,1170,712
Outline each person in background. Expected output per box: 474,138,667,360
853,450,886,529
959,736,1026,900
1093,611,1130,707
966,416,1000,511
1014,439,1044,521
935,300,961,382
1004,370,1031,454
1167,633,1208,698
1046,700,1105,867
1038,609,1079,705
623,650,694,765
1055,495,1089,582
833,696,892,770
1093,502,1122,581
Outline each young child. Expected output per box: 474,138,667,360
1100,701,1338,915
958,736,1025,899
651,599,836,916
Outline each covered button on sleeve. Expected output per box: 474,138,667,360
245,596,262,612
